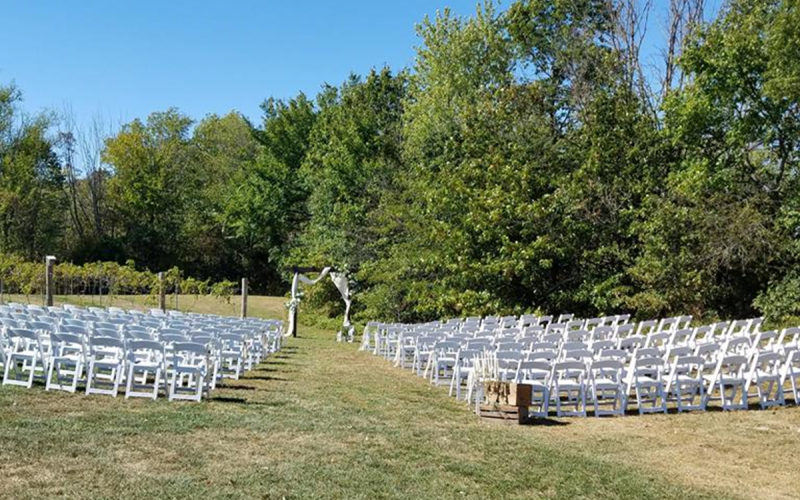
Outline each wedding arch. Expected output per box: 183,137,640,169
286,266,354,342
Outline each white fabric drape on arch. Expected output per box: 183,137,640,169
286,267,352,339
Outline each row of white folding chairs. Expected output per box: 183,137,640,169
1,329,214,401
462,347,800,417
1,303,282,332
369,314,763,351
391,319,779,369
0,304,282,400
363,313,643,349
363,315,673,354
461,314,634,333
387,326,800,416
419,327,795,385
0,321,275,384
1,328,280,400
0,306,281,341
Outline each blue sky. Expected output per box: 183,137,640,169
1,1,720,130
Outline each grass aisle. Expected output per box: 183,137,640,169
0,325,744,499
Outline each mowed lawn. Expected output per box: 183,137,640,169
0,300,797,499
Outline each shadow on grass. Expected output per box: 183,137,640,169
210,396,288,407
252,367,297,375
219,385,258,391
521,417,570,427
243,375,290,382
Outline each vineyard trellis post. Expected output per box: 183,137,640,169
158,272,166,312
240,277,248,318
45,256,56,307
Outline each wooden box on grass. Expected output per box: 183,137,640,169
479,382,533,424
483,381,532,407
478,403,529,424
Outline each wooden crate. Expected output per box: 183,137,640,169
483,381,533,407
478,403,529,424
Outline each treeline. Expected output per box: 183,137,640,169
1,0,799,323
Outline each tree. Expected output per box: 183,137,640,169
104,109,195,271
633,0,800,320
0,84,65,259
295,69,407,268
220,93,316,293
184,111,259,281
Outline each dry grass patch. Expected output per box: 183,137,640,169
534,405,800,500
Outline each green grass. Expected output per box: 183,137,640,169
0,298,795,499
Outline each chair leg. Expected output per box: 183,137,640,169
85,361,94,395
26,359,36,388
556,386,562,417
168,372,177,401
194,377,203,401
111,367,121,397
2,357,12,385
125,365,135,399
163,372,171,399
150,369,161,400
46,360,56,391
71,362,81,393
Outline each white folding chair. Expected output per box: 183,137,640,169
749,330,778,358
665,355,706,412
496,351,522,381
745,351,784,409
217,333,246,380
695,342,721,372
781,349,800,404
704,355,748,411
46,332,87,393
627,357,667,414
427,340,460,386
125,340,168,400
552,360,587,417
724,337,751,357
169,342,210,402
615,324,635,340
395,334,417,368
669,328,693,347
2,328,47,388
589,359,626,416
449,348,479,400
645,331,671,350
590,326,614,343
636,320,658,337
777,327,800,353
515,360,552,418
85,337,126,397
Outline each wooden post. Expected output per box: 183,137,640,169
158,272,166,312
45,256,56,307
240,277,248,318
